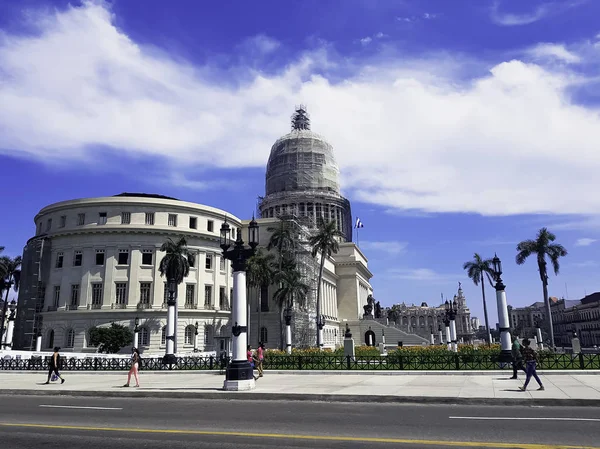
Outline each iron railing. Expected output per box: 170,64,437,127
1,353,599,371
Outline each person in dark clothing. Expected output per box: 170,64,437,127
519,338,544,391
510,336,527,379
44,346,65,384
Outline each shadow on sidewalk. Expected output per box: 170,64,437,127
130,387,223,392
502,389,525,392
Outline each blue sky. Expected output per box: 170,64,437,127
1,0,600,325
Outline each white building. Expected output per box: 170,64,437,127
15,194,239,354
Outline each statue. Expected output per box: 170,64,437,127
375,301,382,319
458,281,462,289
363,294,375,316
344,323,352,338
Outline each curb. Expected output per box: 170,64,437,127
1,389,599,407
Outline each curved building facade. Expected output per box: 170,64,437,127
14,194,240,354
259,106,353,241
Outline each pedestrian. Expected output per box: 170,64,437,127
123,347,140,387
519,338,544,391
44,346,65,385
510,335,526,379
247,345,258,380
256,342,265,378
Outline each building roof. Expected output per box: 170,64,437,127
113,192,180,201
581,292,600,305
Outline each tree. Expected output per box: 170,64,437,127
0,255,21,348
158,237,192,359
273,264,309,349
463,253,494,345
267,220,295,271
516,227,568,349
246,249,275,345
88,323,134,354
309,220,343,348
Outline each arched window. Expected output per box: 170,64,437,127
410,316,416,326
64,329,75,348
161,326,166,345
419,316,425,327
260,326,268,343
204,325,214,349
139,327,150,346
46,329,54,349
403,316,408,326
184,325,195,345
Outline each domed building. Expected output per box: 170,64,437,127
258,106,353,241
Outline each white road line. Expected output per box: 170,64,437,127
450,416,600,422
39,405,122,411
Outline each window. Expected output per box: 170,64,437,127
168,214,177,227
121,212,131,224
188,253,195,268
53,286,60,308
219,257,225,271
205,254,213,270
161,326,166,345
145,212,155,225
204,285,212,307
260,284,269,312
139,327,150,346
115,283,127,305
59,215,66,228
95,249,105,265
77,213,85,226
73,250,82,266
91,283,103,308
260,326,268,343
118,250,129,265
46,329,54,349
65,329,75,348
141,249,153,265
46,219,52,232
139,282,151,305
185,284,195,307
207,220,214,232
219,287,227,309
189,216,197,229
55,252,64,269
204,326,214,345
185,325,195,345
70,284,80,307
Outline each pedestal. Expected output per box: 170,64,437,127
536,328,544,350
344,338,355,358
495,288,512,362
35,335,42,352
285,324,292,354
572,337,581,354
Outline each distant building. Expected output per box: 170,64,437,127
552,292,600,348
471,317,480,330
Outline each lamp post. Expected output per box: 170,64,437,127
491,254,512,363
162,279,178,366
35,329,42,352
443,313,451,351
534,318,544,351
133,317,139,349
445,299,458,352
194,321,199,352
3,300,17,351
438,325,443,346
220,217,259,390
430,326,435,345
284,306,293,354
317,314,325,349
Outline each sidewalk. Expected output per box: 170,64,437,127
1,371,600,406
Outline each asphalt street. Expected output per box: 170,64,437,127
1,395,599,448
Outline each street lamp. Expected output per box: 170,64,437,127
445,299,458,352
3,300,17,350
438,325,443,346
284,306,293,354
491,253,512,363
534,318,544,351
317,314,325,349
133,317,140,349
443,310,451,350
430,326,435,346
220,217,259,391
162,278,178,366
194,321,199,352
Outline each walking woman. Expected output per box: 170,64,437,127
519,338,544,391
123,347,140,387
44,347,65,384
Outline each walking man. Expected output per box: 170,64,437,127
519,338,544,391
256,342,265,378
510,335,526,379
44,347,65,385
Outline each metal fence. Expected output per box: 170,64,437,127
1,353,599,371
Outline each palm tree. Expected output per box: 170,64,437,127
267,220,295,271
0,255,22,349
273,266,309,349
246,249,275,345
463,253,494,345
158,237,191,361
516,227,568,349
309,220,343,348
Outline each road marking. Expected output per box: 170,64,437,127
39,405,122,411
450,416,600,422
0,423,598,449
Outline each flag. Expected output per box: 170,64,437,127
354,217,364,229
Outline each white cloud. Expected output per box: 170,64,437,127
423,13,437,20
526,43,582,64
375,32,385,39
240,34,280,55
575,238,597,247
572,260,598,267
360,37,372,46
1,2,600,219
396,16,412,22
490,1,585,26
384,268,457,282
359,241,408,255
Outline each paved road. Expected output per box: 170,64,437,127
1,395,599,448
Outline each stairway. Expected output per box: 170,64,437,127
345,319,430,347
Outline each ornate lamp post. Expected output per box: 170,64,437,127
317,314,325,349
491,254,512,363
429,326,435,345
438,325,443,346
194,321,199,352
133,317,140,349
284,306,293,354
534,318,544,351
220,217,259,390
443,312,451,350
163,279,178,366
3,300,17,350
445,299,458,352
